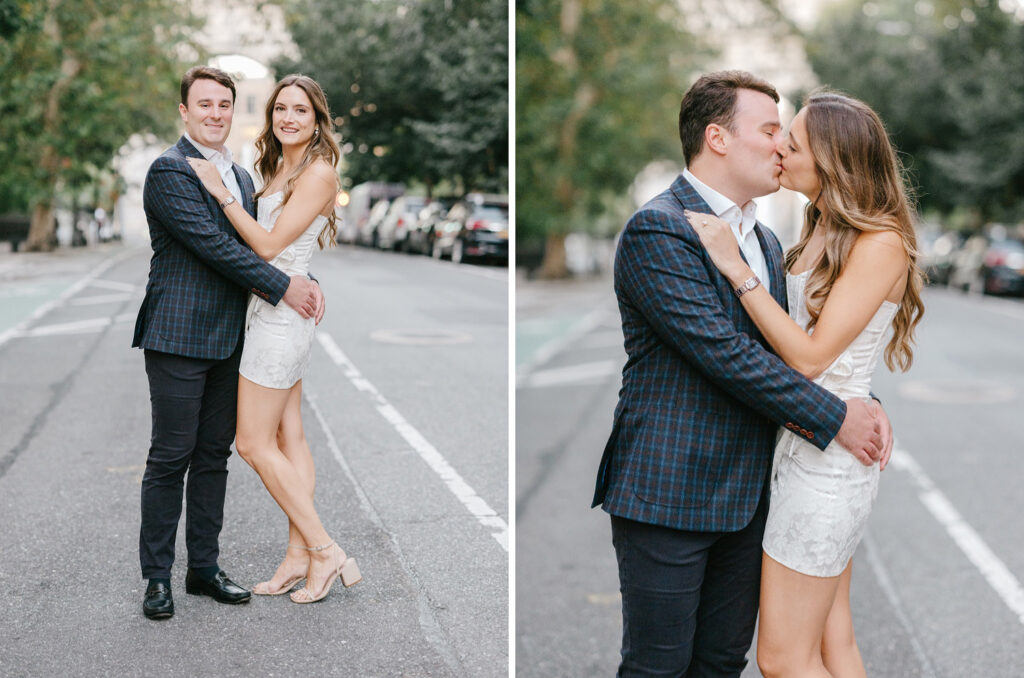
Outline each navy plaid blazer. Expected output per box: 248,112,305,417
132,137,290,360
592,175,848,533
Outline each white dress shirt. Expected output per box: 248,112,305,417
184,133,243,205
682,168,770,288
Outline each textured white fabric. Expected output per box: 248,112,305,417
238,192,326,389
762,269,898,577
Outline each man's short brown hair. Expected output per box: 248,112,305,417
180,66,236,106
678,71,779,165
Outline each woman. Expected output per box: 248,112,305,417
686,91,924,677
188,74,360,604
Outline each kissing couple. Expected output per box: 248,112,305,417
594,70,925,677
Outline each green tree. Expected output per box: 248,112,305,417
278,0,508,196
0,0,198,250
516,0,706,277
806,0,1024,225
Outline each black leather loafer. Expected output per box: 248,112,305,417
184,569,251,604
143,581,174,620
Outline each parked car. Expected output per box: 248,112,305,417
0,214,31,252
341,181,404,245
356,199,392,248
980,239,1024,296
377,195,428,251
406,199,455,256
432,194,509,264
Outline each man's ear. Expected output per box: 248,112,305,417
704,124,729,156
179,103,188,122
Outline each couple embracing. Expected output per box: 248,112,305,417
133,66,360,620
594,71,925,677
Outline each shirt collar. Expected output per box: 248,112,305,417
682,168,758,236
184,133,233,167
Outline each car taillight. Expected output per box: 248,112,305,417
471,220,487,230
985,252,1006,267
397,218,404,226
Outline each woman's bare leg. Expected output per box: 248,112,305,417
821,560,867,678
253,382,316,593
757,552,841,678
236,376,347,597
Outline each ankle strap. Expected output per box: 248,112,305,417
306,540,336,553
288,541,335,552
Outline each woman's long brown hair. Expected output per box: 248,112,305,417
784,90,924,371
253,74,341,248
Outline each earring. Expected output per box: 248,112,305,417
314,128,320,136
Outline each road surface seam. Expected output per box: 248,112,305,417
862,531,939,677
304,391,466,678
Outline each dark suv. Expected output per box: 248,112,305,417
433,193,508,264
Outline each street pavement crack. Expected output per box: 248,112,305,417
0,321,110,481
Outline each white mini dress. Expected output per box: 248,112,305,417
762,270,898,577
238,192,326,389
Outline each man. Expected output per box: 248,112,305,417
591,71,891,676
132,66,324,620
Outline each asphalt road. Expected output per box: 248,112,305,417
515,274,1024,678
0,243,508,678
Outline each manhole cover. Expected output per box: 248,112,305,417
898,379,1016,404
370,329,473,345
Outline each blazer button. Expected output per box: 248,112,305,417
785,422,793,429
807,432,815,440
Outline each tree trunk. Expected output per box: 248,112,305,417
25,200,57,251
24,0,82,252
538,232,568,279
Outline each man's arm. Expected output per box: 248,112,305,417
144,155,290,301
618,208,878,460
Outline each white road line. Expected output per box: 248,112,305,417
0,248,137,349
69,293,133,306
515,305,610,386
519,359,620,389
891,447,1024,625
317,332,508,551
20,317,112,336
86,279,137,292
13,312,136,338
861,532,939,678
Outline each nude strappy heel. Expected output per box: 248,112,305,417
252,543,309,596
289,541,361,604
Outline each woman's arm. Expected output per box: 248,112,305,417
188,158,336,261
685,210,907,378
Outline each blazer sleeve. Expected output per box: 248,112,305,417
144,155,290,305
616,207,847,450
